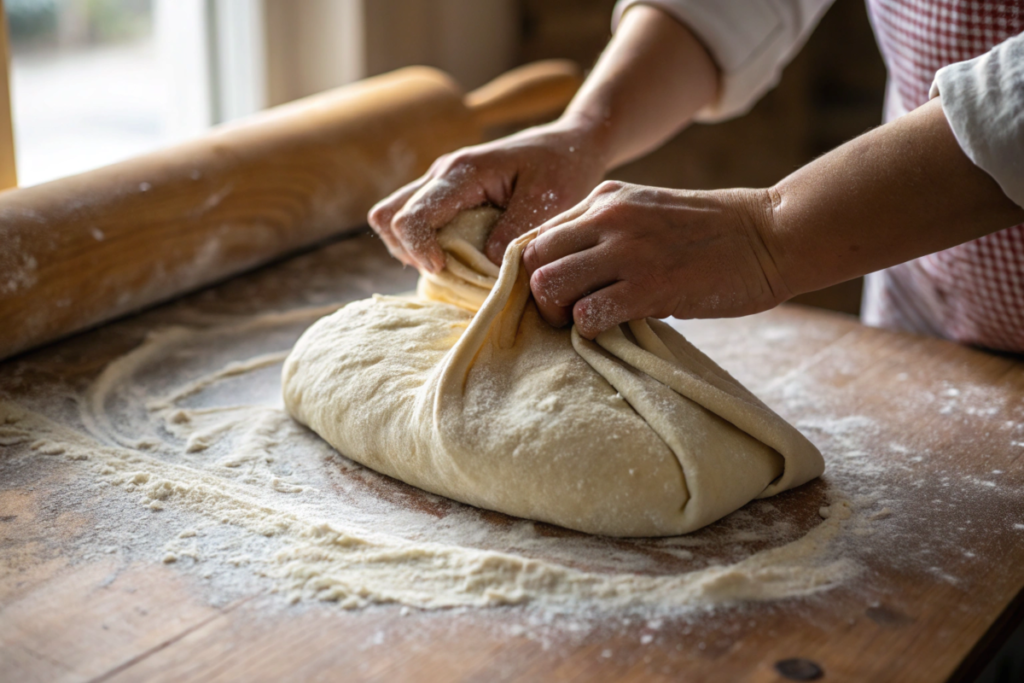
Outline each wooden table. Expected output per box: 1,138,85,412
2,231,1023,682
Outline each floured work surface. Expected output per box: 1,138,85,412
1,232,1023,682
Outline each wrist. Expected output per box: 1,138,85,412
549,109,616,174
744,186,797,305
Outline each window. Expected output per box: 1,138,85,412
2,0,270,187
1,0,518,188
6,0,164,185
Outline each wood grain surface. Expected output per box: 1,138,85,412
1,232,1023,683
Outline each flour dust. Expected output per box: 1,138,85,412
1,308,953,623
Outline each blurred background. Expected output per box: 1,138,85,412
2,0,885,314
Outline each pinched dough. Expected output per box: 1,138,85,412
282,208,824,536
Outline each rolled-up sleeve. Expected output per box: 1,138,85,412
612,0,836,122
930,32,1024,209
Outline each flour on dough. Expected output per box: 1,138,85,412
282,208,825,537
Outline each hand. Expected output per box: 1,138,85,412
367,118,609,273
522,181,793,339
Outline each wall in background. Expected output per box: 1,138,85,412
363,0,518,90
263,0,362,106
264,0,519,106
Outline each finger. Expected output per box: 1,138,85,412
522,216,601,275
368,177,422,233
529,180,619,240
530,247,619,329
368,177,426,266
572,279,648,340
392,173,489,273
534,199,591,238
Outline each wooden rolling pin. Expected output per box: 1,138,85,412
0,60,582,362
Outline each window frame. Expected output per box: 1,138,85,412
0,0,17,190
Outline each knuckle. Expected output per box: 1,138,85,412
590,202,624,224
631,269,673,298
392,204,427,234
573,300,605,337
368,202,392,229
530,266,555,297
521,245,539,273
429,153,454,173
591,180,638,203
596,283,642,322
594,180,624,195
536,218,562,237
389,209,411,236
441,151,477,175
581,210,626,245
532,267,572,309
647,299,676,321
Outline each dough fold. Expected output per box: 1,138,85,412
282,208,824,536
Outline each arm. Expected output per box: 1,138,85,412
766,97,1024,297
612,0,836,123
368,5,718,273
562,5,719,171
524,98,1024,337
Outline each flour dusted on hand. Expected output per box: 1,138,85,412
282,208,825,536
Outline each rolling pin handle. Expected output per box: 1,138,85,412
464,59,583,131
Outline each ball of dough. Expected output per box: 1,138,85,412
283,208,824,536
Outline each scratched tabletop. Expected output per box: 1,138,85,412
2,231,1023,682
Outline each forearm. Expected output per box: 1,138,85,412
561,4,719,172
765,98,1024,297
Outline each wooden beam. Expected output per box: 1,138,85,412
0,0,16,190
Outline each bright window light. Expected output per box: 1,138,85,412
6,0,167,186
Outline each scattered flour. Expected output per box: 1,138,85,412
0,307,870,616
6,279,1020,625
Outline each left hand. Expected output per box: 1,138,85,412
521,181,794,339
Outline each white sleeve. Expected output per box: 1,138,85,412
612,0,836,122
929,32,1024,210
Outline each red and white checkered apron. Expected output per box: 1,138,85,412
863,0,1024,353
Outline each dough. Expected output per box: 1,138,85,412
282,208,824,537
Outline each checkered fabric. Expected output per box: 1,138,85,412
863,0,1024,352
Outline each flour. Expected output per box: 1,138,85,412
0,305,873,617
1,253,38,295
13,232,1011,626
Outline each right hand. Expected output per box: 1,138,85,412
367,118,609,273
521,181,789,339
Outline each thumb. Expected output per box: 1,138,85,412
485,192,558,265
